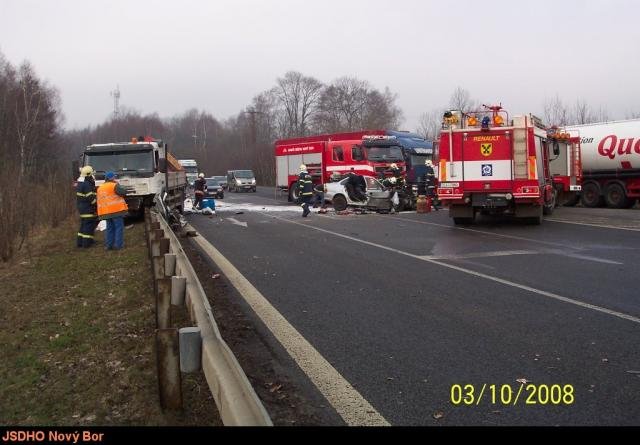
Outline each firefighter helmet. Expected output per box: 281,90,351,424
390,163,398,169
80,165,94,177
199,173,205,178
425,160,433,167
299,164,307,171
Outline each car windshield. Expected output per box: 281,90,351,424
364,146,404,161
206,179,220,186
86,150,153,173
182,166,198,174
212,176,226,182
234,170,254,178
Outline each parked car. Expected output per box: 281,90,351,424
205,177,224,199
227,170,256,192
324,176,392,212
211,175,227,190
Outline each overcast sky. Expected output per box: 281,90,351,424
1,0,638,131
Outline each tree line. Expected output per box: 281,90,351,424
2,51,638,261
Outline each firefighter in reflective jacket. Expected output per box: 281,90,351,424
97,171,129,250
298,164,313,217
76,165,98,248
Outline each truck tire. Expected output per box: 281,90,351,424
543,189,557,215
604,182,630,209
562,193,580,207
453,217,473,225
581,182,604,208
332,195,348,212
528,205,543,225
288,182,300,203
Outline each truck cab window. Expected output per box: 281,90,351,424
352,145,364,161
333,146,344,162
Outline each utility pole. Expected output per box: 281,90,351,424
110,85,120,119
245,108,260,153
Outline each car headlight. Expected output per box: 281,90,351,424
236,179,242,185
251,179,256,184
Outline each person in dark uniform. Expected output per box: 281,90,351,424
422,160,439,210
193,173,207,209
298,164,313,217
76,165,98,247
346,168,367,202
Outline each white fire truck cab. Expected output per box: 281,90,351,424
437,105,582,225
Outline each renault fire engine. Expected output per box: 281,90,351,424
275,131,407,201
436,105,582,225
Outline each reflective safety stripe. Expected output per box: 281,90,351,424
76,192,96,197
302,192,313,196
80,214,96,218
77,233,95,239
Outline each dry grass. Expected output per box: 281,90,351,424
0,219,221,426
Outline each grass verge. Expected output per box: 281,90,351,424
0,219,221,426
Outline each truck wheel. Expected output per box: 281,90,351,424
333,195,348,212
543,189,557,215
581,182,604,208
453,217,473,225
562,193,580,207
288,182,300,203
528,206,543,225
604,183,629,209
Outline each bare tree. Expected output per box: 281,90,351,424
543,94,569,127
571,99,594,125
273,71,323,137
625,110,640,119
417,109,444,142
314,77,402,133
449,87,479,113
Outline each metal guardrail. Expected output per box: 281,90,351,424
146,208,272,426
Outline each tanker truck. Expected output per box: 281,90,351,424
565,119,640,208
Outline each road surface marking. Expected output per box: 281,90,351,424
190,234,390,426
386,215,583,250
420,250,537,260
226,217,248,228
269,214,640,325
545,218,640,232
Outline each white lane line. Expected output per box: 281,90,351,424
420,250,537,260
386,215,582,250
268,214,640,325
545,218,640,232
226,217,248,228
190,233,389,426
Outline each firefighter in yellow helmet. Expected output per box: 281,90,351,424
298,164,313,217
76,165,98,248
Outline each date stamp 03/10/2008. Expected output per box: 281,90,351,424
450,383,575,406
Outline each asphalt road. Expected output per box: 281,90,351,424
188,187,640,426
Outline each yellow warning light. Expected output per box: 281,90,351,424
468,115,478,126
131,137,138,143
493,115,504,126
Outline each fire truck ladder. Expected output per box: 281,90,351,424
512,127,529,179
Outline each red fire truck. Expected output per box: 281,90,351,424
436,105,582,225
275,131,407,201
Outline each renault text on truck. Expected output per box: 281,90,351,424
436,105,581,225
565,118,640,208
80,136,187,215
275,130,408,202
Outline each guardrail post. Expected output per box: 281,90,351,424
164,253,177,277
156,278,172,329
179,327,202,373
156,328,183,411
171,276,187,306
